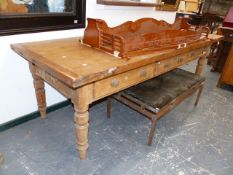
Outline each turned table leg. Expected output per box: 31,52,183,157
194,56,206,106
29,64,47,118
73,104,89,160
72,85,93,160
195,56,206,76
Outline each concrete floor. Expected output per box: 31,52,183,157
0,63,233,175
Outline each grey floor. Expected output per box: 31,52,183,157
1,63,233,175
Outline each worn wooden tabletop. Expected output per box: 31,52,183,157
11,35,222,88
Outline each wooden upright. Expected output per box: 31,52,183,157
217,45,233,87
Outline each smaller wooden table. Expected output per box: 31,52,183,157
107,68,205,145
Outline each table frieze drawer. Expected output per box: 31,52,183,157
94,64,155,100
155,56,183,75
155,48,206,75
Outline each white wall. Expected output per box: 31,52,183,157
0,0,176,125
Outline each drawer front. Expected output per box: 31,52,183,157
188,47,208,60
94,64,155,100
155,55,185,75
155,47,208,75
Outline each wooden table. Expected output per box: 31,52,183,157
11,35,221,160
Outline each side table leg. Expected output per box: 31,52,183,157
148,116,157,146
29,64,47,118
107,97,112,118
194,85,204,106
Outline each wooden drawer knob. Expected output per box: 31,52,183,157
139,69,147,77
111,79,119,87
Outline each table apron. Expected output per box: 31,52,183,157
33,46,209,104
93,47,209,101
35,67,75,99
